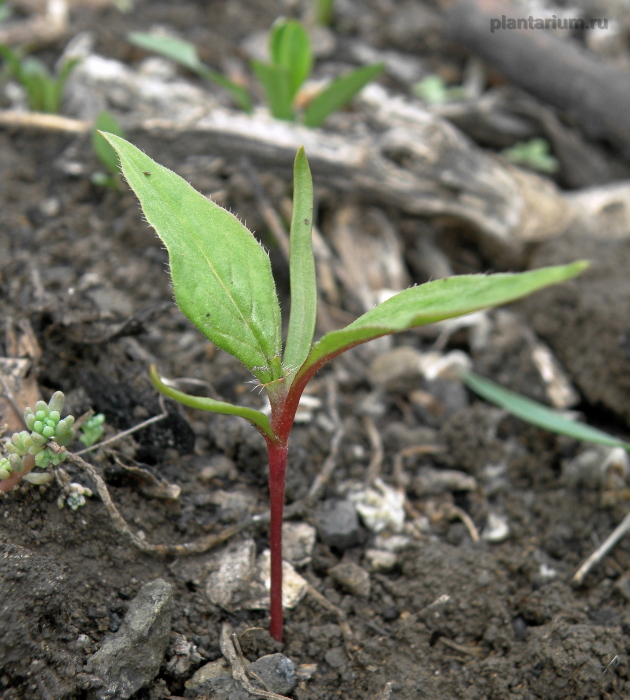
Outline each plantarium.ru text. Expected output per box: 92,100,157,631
102,131,587,642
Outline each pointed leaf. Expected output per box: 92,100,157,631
150,366,275,440
93,111,125,175
297,262,588,380
269,19,312,99
251,59,294,120
303,62,385,128
283,147,316,378
101,133,283,385
128,32,202,72
462,371,630,450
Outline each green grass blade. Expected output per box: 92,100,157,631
251,59,294,120
128,32,252,112
194,65,252,113
297,262,588,379
128,32,202,72
101,133,283,385
303,62,385,128
462,371,630,449
315,0,335,25
283,147,316,379
93,111,125,175
150,366,275,440
269,19,312,100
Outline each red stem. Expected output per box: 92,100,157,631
267,440,289,642
263,342,383,642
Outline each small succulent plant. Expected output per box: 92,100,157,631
79,413,105,448
1,392,75,488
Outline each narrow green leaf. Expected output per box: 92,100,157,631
128,32,202,72
251,59,294,120
269,19,312,100
462,371,630,450
93,111,125,175
283,147,316,379
128,32,252,113
303,62,385,128
150,366,275,440
101,133,283,385
297,262,589,380
195,65,253,113
315,0,335,25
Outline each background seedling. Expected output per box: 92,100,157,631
315,0,335,25
102,131,587,641
462,371,630,450
252,17,385,127
129,19,384,128
501,137,560,174
412,74,465,104
0,45,79,113
79,413,106,448
91,111,125,189
128,32,252,113
0,392,75,492
0,0,12,23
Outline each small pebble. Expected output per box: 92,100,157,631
328,562,371,598
315,500,361,550
364,548,398,572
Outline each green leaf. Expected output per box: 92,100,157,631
251,59,294,121
129,32,202,72
101,133,283,385
303,62,385,128
194,65,253,113
283,147,316,379
462,371,630,450
297,262,589,380
92,111,124,175
149,366,275,440
128,32,252,113
0,43,21,78
269,19,312,100
315,0,335,25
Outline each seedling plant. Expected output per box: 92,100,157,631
0,45,79,113
99,132,585,641
0,392,75,492
91,111,126,189
129,18,384,128
501,137,559,174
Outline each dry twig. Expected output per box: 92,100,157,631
306,375,345,503
305,583,356,659
63,448,249,556
0,111,88,132
362,415,384,485
73,397,169,455
573,511,630,586
220,623,291,700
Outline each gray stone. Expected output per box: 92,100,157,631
249,653,296,695
368,346,424,393
324,646,348,669
87,578,174,700
315,500,361,551
205,540,257,611
328,562,371,598
185,653,296,699
282,521,316,566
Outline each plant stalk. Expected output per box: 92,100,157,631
267,440,289,642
